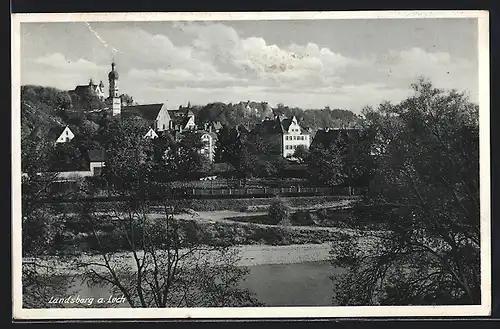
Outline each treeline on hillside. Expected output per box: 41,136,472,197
22,84,135,114
189,101,360,133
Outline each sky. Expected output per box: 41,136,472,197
20,18,479,113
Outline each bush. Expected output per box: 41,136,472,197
267,199,291,225
161,196,345,212
292,211,315,226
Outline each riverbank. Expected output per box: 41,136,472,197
23,242,335,276
237,243,332,266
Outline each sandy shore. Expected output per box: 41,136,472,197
236,243,332,266
23,243,334,276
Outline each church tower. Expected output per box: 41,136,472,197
108,61,121,116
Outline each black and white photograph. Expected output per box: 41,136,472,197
11,11,491,319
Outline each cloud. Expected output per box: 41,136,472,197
32,53,103,73
374,47,477,98
23,53,108,90
23,23,478,112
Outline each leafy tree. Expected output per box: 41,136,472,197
49,142,85,172
330,78,480,305
292,145,310,164
162,131,211,180
22,85,72,111
268,199,292,225
120,93,135,106
71,198,262,307
70,92,101,111
306,143,345,186
340,127,377,187
99,117,155,196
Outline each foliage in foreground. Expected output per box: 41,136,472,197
330,78,480,305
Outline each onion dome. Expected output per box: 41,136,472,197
108,61,119,80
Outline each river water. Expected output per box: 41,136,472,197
43,261,341,307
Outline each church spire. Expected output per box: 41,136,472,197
108,60,121,116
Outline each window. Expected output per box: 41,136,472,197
65,137,69,142
163,124,166,130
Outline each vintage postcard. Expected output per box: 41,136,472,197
11,11,491,319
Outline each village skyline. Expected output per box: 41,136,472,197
20,18,478,113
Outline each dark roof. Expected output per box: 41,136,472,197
312,128,361,148
180,116,192,128
251,118,281,135
121,104,164,121
88,149,106,162
74,85,90,93
251,116,308,135
280,117,293,131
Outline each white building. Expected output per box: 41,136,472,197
144,127,159,139
51,126,75,144
281,116,310,158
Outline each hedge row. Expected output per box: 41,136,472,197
165,196,350,212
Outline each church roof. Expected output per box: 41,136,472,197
121,103,164,121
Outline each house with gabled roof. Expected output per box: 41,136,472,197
250,115,311,158
49,125,75,144
167,109,196,132
144,127,159,139
121,103,172,132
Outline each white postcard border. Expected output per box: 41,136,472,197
11,10,491,320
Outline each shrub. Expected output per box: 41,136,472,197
267,199,291,225
292,211,314,226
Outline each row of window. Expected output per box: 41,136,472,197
285,135,308,141
285,144,307,150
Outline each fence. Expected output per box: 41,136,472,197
173,186,367,198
